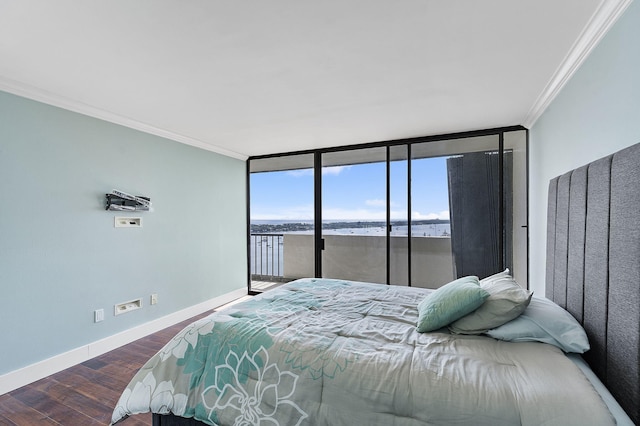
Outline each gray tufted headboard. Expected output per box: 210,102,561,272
546,142,640,424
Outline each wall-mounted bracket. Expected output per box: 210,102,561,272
106,189,151,211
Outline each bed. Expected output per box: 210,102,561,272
110,143,640,426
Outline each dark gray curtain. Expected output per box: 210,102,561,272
447,151,512,279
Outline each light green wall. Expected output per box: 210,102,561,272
0,91,247,375
529,1,640,294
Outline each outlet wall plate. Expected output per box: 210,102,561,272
114,298,143,316
114,217,142,228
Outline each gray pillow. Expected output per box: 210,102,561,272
449,272,532,335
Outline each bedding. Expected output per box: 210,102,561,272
416,275,488,332
486,295,590,353
449,270,532,334
111,278,615,426
568,354,635,426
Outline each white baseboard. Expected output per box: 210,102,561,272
0,287,247,395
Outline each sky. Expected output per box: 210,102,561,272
250,156,450,222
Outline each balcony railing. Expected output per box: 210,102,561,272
250,233,455,290
250,233,286,281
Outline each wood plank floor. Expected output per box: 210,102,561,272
0,297,251,426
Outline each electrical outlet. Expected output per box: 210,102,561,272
94,309,104,323
151,294,158,305
114,217,142,228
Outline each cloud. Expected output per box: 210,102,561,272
285,166,351,177
286,169,313,177
389,210,408,221
322,166,351,176
320,207,450,221
252,204,449,223
411,210,450,220
251,204,314,221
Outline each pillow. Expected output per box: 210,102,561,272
480,268,511,284
486,296,590,353
416,276,489,333
449,273,533,334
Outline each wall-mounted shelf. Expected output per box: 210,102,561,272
106,189,151,212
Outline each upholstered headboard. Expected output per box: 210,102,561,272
546,142,640,424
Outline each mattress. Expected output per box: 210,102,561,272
111,278,616,426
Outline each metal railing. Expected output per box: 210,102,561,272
250,233,285,281
249,230,455,288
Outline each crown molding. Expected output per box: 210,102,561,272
0,77,248,161
523,0,633,129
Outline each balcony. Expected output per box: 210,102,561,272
250,233,454,290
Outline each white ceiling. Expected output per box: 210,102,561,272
0,1,631,159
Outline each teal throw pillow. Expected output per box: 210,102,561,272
416,276,489,333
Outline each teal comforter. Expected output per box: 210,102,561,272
111,278,614,426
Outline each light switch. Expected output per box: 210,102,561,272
94,309,104,323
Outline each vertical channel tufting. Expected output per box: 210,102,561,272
548,143,640,424
582,155,612,383
546,178,559,300
608,144,640,425
567,165,588,323
554,172,572,309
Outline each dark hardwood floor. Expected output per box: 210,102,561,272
0,303,241,426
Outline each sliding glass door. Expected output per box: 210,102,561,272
389,145,409,285
505,130,528,285
247,128,528,292
411,136,502,287
249,154,315,292
321,148,387,283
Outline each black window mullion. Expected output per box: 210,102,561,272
407,144,412,287
386,146,391,285
498,132,504,272
246,161,253,293
314,152,323,278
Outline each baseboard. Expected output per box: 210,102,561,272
0,287,247,395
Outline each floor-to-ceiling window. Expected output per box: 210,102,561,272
248,154,315,291
321,147,387,283
389,145,409,285
247,127,528,293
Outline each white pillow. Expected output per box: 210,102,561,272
480,268,511,283
449,271,532,335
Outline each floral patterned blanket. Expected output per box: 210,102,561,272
111,278,614,426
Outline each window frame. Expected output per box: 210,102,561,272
246,126,528,294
